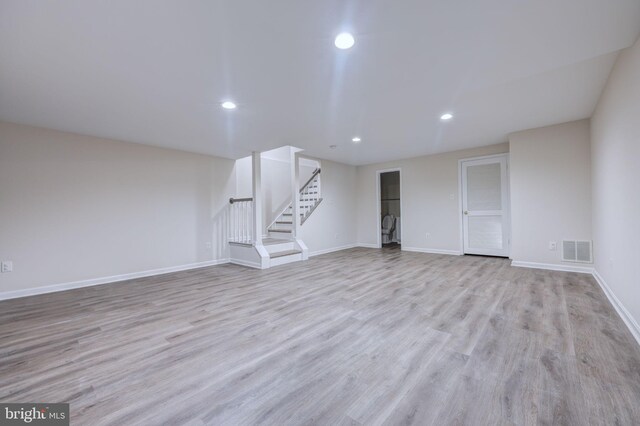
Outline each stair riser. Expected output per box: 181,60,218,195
268,230,292,238
270,223,292,231
270,252,303,267
265,242,296,254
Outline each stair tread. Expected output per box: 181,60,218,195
269,229,292,233
269,249,302,259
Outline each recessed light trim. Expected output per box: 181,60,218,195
221,101,237,110
334,33,355,49
440,113,453,120
352,137,361,143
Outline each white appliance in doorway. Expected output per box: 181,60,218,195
460,154,510,257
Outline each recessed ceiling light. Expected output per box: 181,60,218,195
334,33,355,49
221,101,237,110
329,145,337,149
352,137,361,143
440,113,453,120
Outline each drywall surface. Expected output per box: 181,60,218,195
509,120,592,266
0,121,235,293
591,36,640,326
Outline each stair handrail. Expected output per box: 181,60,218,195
229,197,253,204
299,168,321,193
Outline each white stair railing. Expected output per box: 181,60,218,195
266,168,323,234
300,168,322,224
228,197,254,244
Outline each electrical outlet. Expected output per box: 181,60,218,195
205,242,212,249
334,233,339,240
425,232,431,239
1,261,13,273
549,241,557,251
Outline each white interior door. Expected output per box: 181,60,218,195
461,155,510,257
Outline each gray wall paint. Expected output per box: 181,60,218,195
0,121,235,293
509,120,592,266
591,36,640,326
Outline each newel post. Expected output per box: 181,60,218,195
291,150,300,238
252,151,263,245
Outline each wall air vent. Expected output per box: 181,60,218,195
562,240,592,263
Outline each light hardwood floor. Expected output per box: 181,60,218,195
1,248,639,425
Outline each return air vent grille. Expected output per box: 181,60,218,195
562,240,592,263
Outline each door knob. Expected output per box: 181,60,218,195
463,211,468,215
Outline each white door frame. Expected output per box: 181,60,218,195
457,153,511,257
376,168,403,248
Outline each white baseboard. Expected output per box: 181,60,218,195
510,260,594,274
355,243,379,249
592,270,640,347
309,244,358,257
401,246,462,256
0,259,229,301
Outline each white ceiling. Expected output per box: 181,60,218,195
1,1,639,165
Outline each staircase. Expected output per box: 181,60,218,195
267,168,323,237
261,238,303,267
228,166,322,269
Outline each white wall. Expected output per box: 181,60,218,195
235,155,253,199
0,121,235,294
299,158,358,255
262,156,293,229
591,36,640,328
356,143,509,252
509,120,592,266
